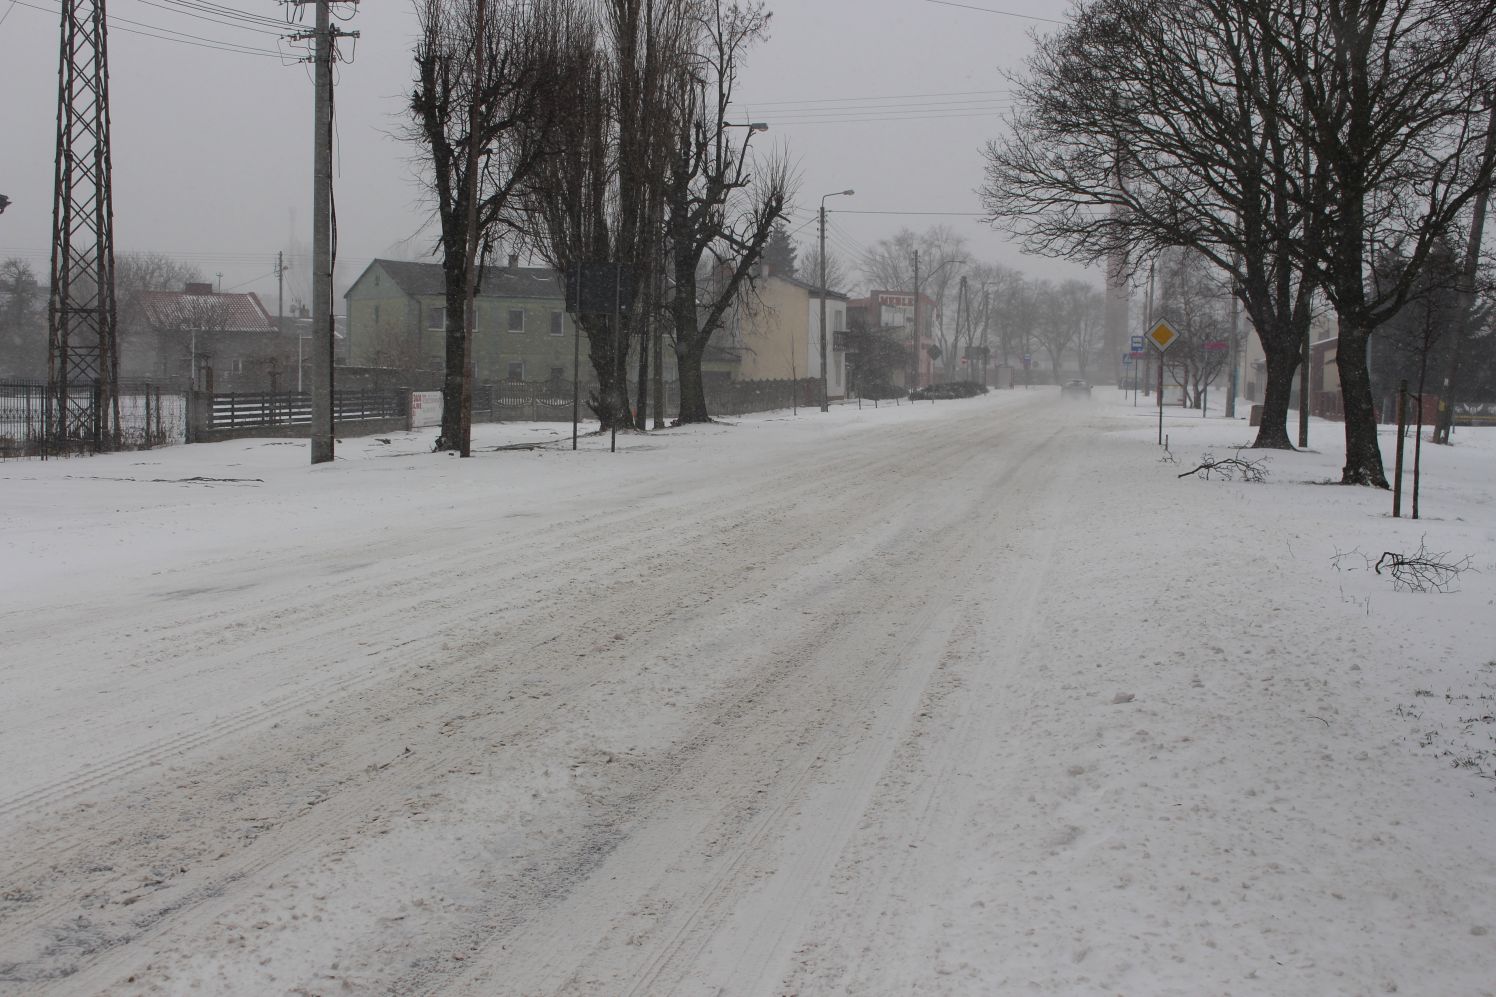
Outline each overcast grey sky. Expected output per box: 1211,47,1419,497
0,0,1082,309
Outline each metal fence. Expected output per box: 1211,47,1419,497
207,388,405,431
0,380,186,458
204,386,406,434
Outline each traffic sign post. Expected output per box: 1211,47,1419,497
1146,320,1179,443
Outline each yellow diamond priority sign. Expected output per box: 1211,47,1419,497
1145,319,1179,352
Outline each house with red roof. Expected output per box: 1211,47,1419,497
125,282,287,390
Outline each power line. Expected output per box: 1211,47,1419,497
835,210,989,217
764,103,1013,122
923,0,1064,24
136,0,287,35
11,0,286,56
157,0,289,28
746,88,1013,108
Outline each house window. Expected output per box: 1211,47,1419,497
508,308,525,332
507,361,525,382
373,304,381,324
550,311,564,336
427,306,445,330
549,366,565,381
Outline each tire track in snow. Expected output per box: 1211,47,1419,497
444,417,1064,996
0,414,1024,991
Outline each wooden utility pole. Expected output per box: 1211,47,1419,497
288,1,358,464
910,250,920,392
310,0,335,464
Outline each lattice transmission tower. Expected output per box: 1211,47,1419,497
48,0,119,452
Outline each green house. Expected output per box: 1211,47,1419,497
343,258,582,384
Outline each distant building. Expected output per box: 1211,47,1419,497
847,290,939,389
727,270,849,397
344,258,589,385
127,283,287,390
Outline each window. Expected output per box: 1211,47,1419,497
508,308,525,332
507,361,525,382
549,366,565,381
373,304,381,324
427,305,445,330
550,311,564,336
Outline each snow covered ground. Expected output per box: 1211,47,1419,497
1,388,1493,996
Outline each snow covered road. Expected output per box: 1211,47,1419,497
3,392,1494,995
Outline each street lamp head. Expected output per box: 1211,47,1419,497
841,189,855,196
726,121,769,132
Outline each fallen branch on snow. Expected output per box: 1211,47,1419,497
1177,448,1269,482
1374,538,1475,593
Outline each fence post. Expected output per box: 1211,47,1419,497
1392,380,1408,518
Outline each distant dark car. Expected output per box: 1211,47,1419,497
1061,379,1092,399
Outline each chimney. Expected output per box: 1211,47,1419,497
185,282,214,295
508,253,519,269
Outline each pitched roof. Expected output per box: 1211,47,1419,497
776,272,850,301
136,289,276,333
363,259,565,300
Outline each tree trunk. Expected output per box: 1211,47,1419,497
1245,307,1304,450
1336,318,1387,487
437,267,468,450
579,313,632,432
676,337,708,423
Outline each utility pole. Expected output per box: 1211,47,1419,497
980,286,990,388
818,189,853,411
288,1,359,465
910,250,920,392
955,275,968,382
1226,255,1240,418
49,0,119,453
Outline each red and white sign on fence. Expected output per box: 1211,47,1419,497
410,391,443,430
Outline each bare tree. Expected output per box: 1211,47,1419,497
408,0,578,450
981,0,1324,450
1253,0,1496,486
799,240,848,296
661,1,794,423
1156,247,1234,407
1025,280,1073,381
1059,278,1105,382
861,226,967,364
520,0,691,431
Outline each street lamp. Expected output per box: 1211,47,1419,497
725,121,769,132
819,188,854,412
910,253,963,393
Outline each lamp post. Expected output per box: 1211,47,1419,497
819,188,854,412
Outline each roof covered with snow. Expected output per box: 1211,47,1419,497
136,289,276,333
